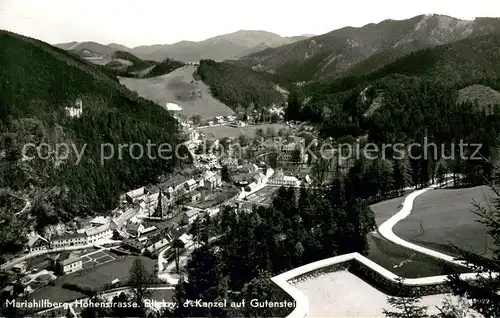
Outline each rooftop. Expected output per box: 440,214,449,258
59,253,81,266
52,232,87,241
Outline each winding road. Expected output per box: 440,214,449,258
377,179,472,268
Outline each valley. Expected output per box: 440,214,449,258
1,8,500,318
118,65,234,119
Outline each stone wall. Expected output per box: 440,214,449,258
271,252,479,318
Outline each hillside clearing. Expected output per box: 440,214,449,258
393,186,494,259
118,65,234,119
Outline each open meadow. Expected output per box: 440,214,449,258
393,186,494,259
118,65,234,119
29,255,156,303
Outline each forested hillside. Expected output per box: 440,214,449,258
111,50,157,73
142,58,185,78
196,59,286,110
232,15,500,83
0,31,183,254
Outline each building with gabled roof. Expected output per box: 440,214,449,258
55,252,82,274
24,232,49,253
146,235,172,255
125,187,147,203
182,209,199,225
50,232,87,249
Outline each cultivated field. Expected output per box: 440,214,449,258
118,65,234,119
199,123,287,140
393,186,494,259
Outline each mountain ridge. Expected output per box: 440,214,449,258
55,30,314,62
229,14,500,82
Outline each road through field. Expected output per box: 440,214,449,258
377,182,470,268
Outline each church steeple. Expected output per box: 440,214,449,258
155,190,164,219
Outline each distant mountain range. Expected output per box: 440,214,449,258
228,14,500,82
55,30,314,62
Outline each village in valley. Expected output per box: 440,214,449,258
0,104,323,317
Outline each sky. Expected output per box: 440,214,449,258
1,0,499,47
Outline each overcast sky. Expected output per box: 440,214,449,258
1,0,499,47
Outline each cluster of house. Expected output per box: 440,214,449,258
23,205,141,254
207,115,236,126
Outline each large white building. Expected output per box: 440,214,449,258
65,98,83,118
50,232,88,249
202,171,222,190
56,252,83,274
85,223,114,244
125,187,148,203
267,170,301,187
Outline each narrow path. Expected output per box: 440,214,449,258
377,183,470,268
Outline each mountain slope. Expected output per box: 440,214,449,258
195,59,286,111
231,15,500,82
131,30,309,62
457,84,500,110
285,33,500,139
0,31,182,252
56,41,118,57
367,34,500,83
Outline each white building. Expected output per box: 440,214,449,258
126,222,145,238
182,209,199,225
24,232,49,253
185,179,198,192
50,232,88,248
215,116,225,124
146,235,172,255
203,171,222,190
125,187,147,203
85,223,113,244
65,98,83,118
268,170,301,187
57,252,83,274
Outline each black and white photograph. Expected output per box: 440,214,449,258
0,0,499,317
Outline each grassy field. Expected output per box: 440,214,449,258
366,232,468,278
393,186,494,259
199,123,287,140
29,255,156,303
119,65,234,119
370,195,408,226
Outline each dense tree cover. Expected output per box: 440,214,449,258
0,31,185,254
287,74,500,187
143,58,185,78
111,50,157,73
166,176,376,317
196,59,287,110
446,176,500,317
